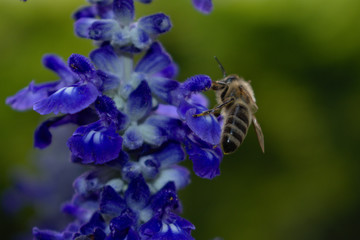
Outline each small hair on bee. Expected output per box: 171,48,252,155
193,57,265,154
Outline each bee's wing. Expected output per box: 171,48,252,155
252,115,265,153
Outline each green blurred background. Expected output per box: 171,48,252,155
1,0,360,239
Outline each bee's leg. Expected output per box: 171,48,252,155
193,98,235,117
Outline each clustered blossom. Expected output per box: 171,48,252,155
6,0,221,239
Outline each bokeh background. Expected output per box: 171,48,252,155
1,0,360,239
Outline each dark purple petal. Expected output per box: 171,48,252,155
73,6,96,20
99,186,126,216
153,166,191,190
33,227,63,240
109,209,137,239
80,212,106,235
181,74,212,96
138,13,172,35
185,107,221,145
34,115,69,149
125,176,150,211
148,181,178,213
42,54,74,82
67,121,123,164
113,0,134,25
148,76,179,103
33,83,99,115
192,0,213,14
68,54,96,80
126,81,152,121
94,95,129,130
136,0,152,3
139,212,195,240
96,2,115,19
6,81,57,111
185,137,222,179
34,108,98,148
90,45,123,75
135,42,172,75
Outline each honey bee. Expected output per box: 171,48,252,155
193,57,264,154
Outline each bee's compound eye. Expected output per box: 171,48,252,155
225,76,238,83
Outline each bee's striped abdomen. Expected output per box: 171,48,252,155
221,104,250,154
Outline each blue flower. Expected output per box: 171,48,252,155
74,0,172,52
192,0,213,14
5,0,225,239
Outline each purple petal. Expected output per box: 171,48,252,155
42,54,74,82
126,81,152,121
94,95,129,130
148,181,178,213
109,209,137,239
96,2,115,19
155,104,179,119
139,212,195,240
34,115,69,149
192,0,213,14
189,93,209,108
113,0,134,25
136,0,152,3
80,212,106,235
135,42,172,75
75,18,118,41
153,142,185,168
68,54,96,80
180,74,212,96
138,13,172,35
6,81,57,111
145,115,185,142
32,227,63,240
125,175,150,211
148,76,179,103
96,69,120,91
33,83,99,115
73,6,96,20
67,121,123,164
99,186,126,216
185,137,222,179
153,63,178,78
90,45,123,75
185,107,221,145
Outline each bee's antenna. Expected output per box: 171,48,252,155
214,56,227,78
